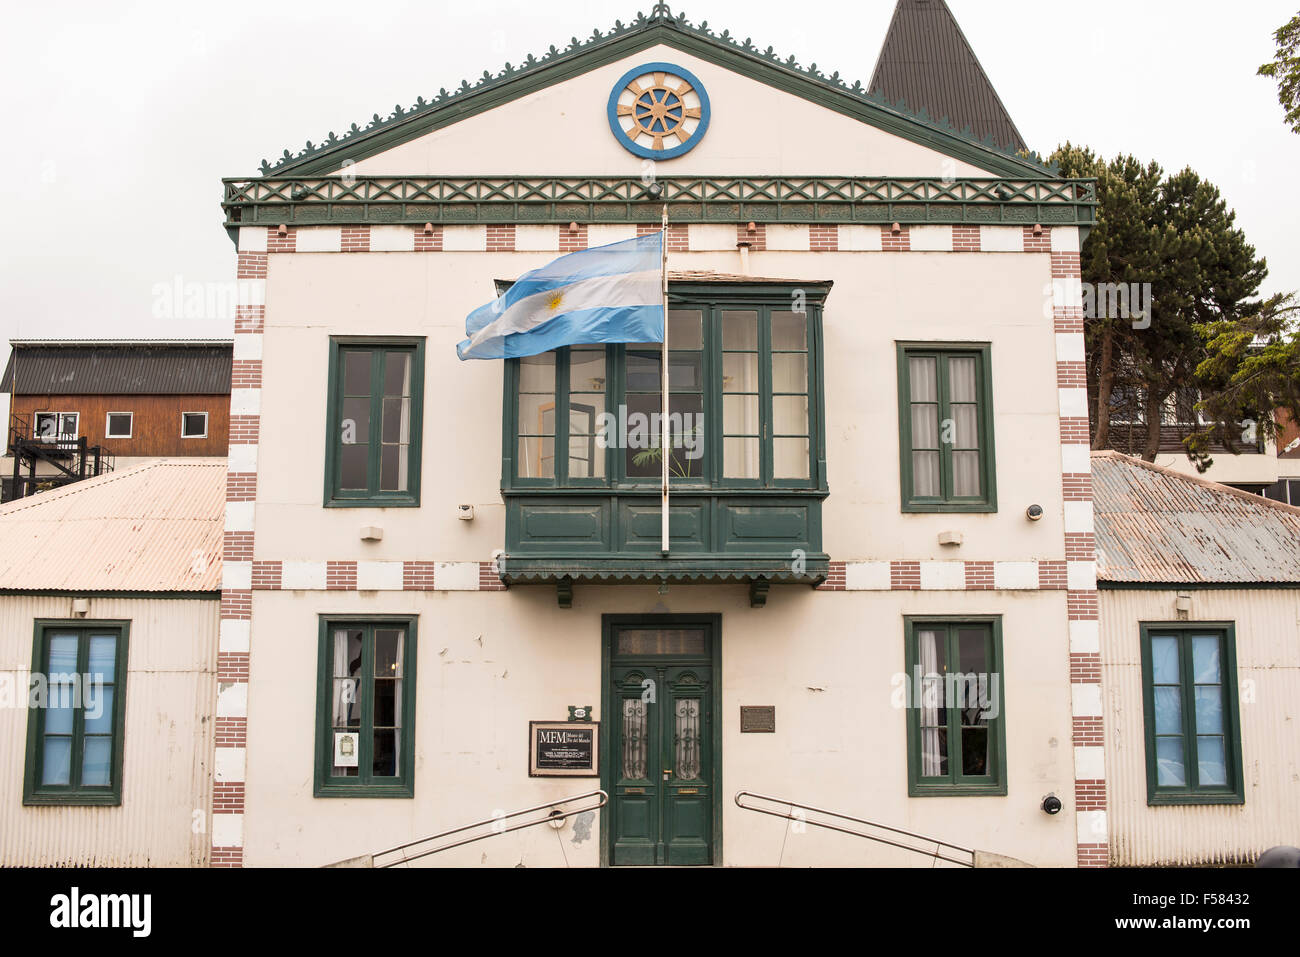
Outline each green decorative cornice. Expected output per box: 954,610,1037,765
221,174,1097,232
498,558,830,587
253,3,1055,180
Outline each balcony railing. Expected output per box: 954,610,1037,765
222,175,1098,231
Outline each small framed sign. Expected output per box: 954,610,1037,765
334,731,360,767
529,721,600,777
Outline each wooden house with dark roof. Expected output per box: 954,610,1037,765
1,340,232,502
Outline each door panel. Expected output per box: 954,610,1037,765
612,676,658,865
609,630,715,866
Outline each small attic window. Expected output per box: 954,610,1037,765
181,412,208,439
105,412,133,439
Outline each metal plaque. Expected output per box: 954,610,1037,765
529,720,600,777
740,706,776,733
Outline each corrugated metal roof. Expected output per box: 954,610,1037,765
0,460,225,592
868,0,1027,153
0,343,232,395
1093,451,1300,585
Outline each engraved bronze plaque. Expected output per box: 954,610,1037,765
740,706,776,733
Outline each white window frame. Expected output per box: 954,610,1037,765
104,411,133,439
34,411,78,443
181,411,208,439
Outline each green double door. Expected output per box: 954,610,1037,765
606,620,717,866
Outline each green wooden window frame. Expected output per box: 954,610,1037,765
903,617,1006,797
323,337,425,507
23,620,130,806
502,287,828,492
314,615,418,798
896,343,997,513
1139,623,1244,806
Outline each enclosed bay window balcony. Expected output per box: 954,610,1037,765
499,279,831,604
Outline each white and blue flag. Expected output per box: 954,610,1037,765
457,232,664,360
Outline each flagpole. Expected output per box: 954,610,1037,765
660,203,670,556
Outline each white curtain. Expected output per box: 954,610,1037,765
331,630,358,728
910,358,940,496
919,630,943,776
391,638,404,777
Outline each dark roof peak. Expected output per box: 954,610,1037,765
869,0,1027,154
1,343,233,396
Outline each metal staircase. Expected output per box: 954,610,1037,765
3,413,115,503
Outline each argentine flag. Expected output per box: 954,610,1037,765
457,232,664,360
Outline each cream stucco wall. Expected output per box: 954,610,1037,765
343,44,998,180
253,247,1067,565
243,586,1076,867
1100,588,1300,866
1147,448,1280,488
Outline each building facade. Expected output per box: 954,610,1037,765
1093,452,1300,866
0,461,223,865
1,340,232,502
216,2,1108,867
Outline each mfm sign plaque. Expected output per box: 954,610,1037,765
529,721,600,777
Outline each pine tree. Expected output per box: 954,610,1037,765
1259,13,1300,135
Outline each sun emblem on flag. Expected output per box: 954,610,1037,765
608,62,711,160
547,291,564,312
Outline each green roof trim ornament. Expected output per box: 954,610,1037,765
253,3,1057,179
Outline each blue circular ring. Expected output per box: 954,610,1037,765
607,62,710,160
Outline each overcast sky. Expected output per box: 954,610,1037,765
1,0,1296,395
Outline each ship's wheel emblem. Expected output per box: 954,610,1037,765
607,62,711,160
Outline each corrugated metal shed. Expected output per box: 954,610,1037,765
1093,451,1300,584
868,0,1027,153
0,460,224,591
0,341,232,395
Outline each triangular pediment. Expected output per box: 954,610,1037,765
256,4,1052,180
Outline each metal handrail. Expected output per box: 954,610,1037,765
356,789,608,868
734,791,975,867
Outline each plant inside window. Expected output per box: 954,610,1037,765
505,292,825,489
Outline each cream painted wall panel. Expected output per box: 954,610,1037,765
241,586,1075,867
0,596,217,866
345,45,1000,179
1148,449,1279,487
254,249,1066,564
1100,589,1300,866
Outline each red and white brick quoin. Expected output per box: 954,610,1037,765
215,221,1105,867
225,222,1069,256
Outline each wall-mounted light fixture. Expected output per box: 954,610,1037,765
1041,794,1063,815
1026,504,1044,522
